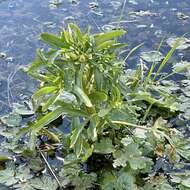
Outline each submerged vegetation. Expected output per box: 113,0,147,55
0,23,190,189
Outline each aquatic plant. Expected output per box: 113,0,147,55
1,23,190,190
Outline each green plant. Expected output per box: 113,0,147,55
1,24,190,190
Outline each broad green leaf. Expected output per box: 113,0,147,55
98,107,112,117
28,49,47,73
30,107,64,132
29,157,44,172
0,167,18,186
41,92,59,112
32,86,58,100
73,136,83,157
73,86,93,107
87,117,99,141
166,37,190,50
70,121,87,148
96,40,116,50
58,91,77,104
173,61,190,73
182,178,190,188
108,43,128,52
41,33,66,48
89,91,108,103
113,143,145,168
94,138,114,154
94,68,103,91
72,172,97,190
68,23,83,42
30,176,58,190
54,101,88,117
94,30,126,46
115,172,138,190
140,51,164,62
101,171,116,190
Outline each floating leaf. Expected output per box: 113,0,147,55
30,176,58,190
172,61,190,73
13,103,34,116
181,178,190,188
0,166,18,186
166,37,190,50
140,51,164,62
1,112,22,127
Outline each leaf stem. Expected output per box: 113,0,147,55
111,120,149,130
38,148,63,189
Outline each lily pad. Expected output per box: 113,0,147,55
140,51,164,62
182,178,190,188
1,112,22,127
172,61,190,73
30,176,58,190
166,37,190,50
13,102,34,116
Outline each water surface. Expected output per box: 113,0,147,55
0,0,190,113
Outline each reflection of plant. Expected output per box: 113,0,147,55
1,24,190,190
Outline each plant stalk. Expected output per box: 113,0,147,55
39,148,63,189
111,120,149,130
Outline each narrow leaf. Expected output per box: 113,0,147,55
74,86,93,107
41,33,66,48
94,30,126,46
33,86,58,100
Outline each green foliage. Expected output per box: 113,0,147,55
1,24,190,190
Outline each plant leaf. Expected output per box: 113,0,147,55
73,86,93,107
94,30,126,46
41,33,66,48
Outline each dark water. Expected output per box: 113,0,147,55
0,0,190,113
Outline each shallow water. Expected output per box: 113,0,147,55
0,0,190,114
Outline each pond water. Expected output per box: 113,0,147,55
0,0,190,114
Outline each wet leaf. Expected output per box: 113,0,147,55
30,176,58,190
141,51,164,62
94,138,114,154
1,112,22,127
73,86,93,108
0,151,13,161
13,103,34,116
166,37,190,50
